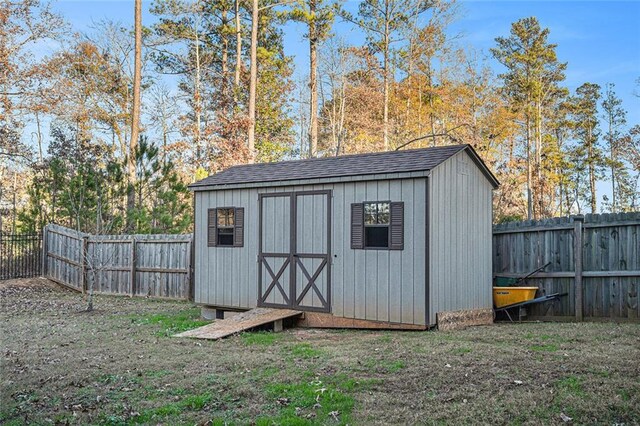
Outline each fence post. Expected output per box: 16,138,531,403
41,225,48,278
187,236,194,301
574,215,584,322
130,237,137,297
80,236,88,294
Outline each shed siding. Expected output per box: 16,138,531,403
195,189,258,309
194,178,427,325
428,150,493,325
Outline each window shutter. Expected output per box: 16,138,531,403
351,203,364,249
390,202,404,250
207,208,217,247
233,207,244,247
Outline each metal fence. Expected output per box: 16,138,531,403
0,233,42,280
43,224,194,300
493,212,640,321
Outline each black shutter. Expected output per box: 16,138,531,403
351,203,364,249
207,208,217,247
233,207,244,247
390,202,404,250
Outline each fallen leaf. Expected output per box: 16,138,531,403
560,413,572,423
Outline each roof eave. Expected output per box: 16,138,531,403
188,170,432,192
461,145,500,189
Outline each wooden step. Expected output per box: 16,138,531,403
174,307,302,340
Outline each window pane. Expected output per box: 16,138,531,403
217,227,234,246
364,203,376,225
377,203,390,224
365,226,389,248
217,208,235,226
217,209,228,226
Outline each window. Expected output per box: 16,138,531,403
351,201,404,250
208,207,244,247
364,202,390,248
217,208,235,246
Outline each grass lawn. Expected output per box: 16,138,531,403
1,278,639,425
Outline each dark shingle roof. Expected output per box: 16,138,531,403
190,144,498,190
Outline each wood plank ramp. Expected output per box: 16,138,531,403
174,308,302,340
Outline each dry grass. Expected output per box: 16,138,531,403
1,278,639,425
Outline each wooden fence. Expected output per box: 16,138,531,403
493,212,640,321
43,224,193,300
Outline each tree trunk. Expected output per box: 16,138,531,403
608,112,616,212
426,63,436,147
162,121,168,162
194,19,202,165
378,0,390,150
11,172,17,233
535,100,543,218
382,21,389,151
221,9,229,79
405,39,413,142
35,111,43,163
418,82,423,138
526,106,533,220
221,8,230,116
234,0,242,94
337,64,346,156
588,127,597,213
247,0,258,163
127,0,142,231
308,0,318,158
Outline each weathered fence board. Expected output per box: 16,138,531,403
44,226,85,291
43,224,193,300
493,213,640,321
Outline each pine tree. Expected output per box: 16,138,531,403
601,83,630,212
570,83,604,214
491,17,567,219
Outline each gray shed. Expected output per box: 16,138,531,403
189,144,499,329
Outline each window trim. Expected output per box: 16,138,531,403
351,200,404,251
216,206,236,247
362,200,392,250
208,206,244,248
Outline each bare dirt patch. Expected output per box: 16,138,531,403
1,278,639,425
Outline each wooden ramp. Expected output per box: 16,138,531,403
175,308,302,340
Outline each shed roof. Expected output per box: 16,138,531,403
190,144,499,190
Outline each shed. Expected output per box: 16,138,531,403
189,144,499,329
